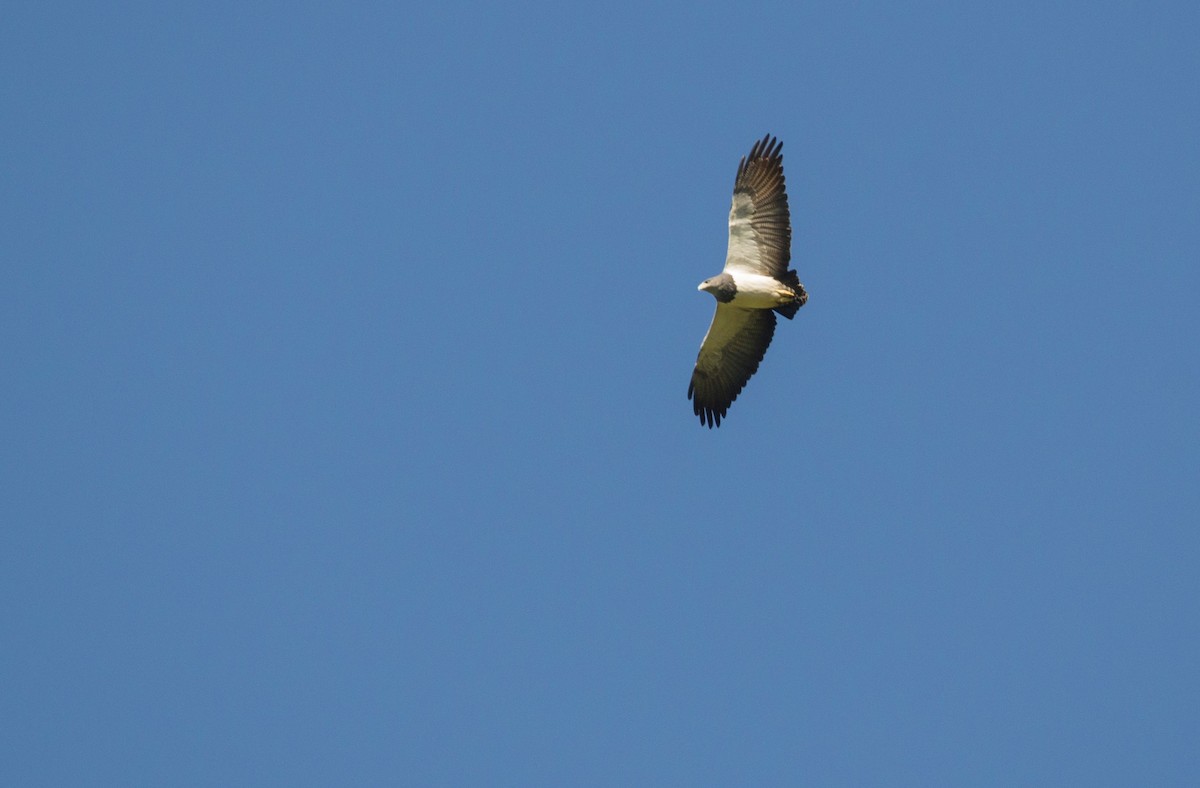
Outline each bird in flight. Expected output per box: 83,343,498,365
688,135,808,428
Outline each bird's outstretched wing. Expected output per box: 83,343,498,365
688,304,777,428
725,135,791,277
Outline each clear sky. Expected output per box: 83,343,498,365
4,1,1199,785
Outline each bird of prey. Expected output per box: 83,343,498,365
688,135,808,428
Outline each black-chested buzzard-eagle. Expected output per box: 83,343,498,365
688,135,808,428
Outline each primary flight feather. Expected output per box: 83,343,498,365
688,135,808,428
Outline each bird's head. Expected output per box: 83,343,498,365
698,273,737,303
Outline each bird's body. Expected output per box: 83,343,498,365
707,271,800,309
688,135,807,428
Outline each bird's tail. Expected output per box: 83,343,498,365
773,270,808,320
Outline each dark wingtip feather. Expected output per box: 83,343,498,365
736,134,782,183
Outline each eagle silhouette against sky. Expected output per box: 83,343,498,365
688,135,808,428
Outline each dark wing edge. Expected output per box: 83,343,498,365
688,306,777,428
731,134,791,276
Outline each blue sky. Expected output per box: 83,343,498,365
4,1,1198,784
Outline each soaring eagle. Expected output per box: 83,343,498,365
688,135,808,428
